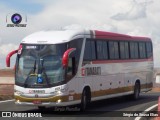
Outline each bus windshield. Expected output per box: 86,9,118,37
16,44,67,88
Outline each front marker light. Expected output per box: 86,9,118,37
57,99,62,103
16,99,20,103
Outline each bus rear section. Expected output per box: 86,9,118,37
80,30,153,103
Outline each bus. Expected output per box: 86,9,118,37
6,29,153,111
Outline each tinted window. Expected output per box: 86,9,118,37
109,41,119,59
68,39,83,73
134,42,139,58
91,40,96,60
139,42,146,59
130,42,139,59
124,42,129,59
97,41,103,59
146,42,152,58
114,42,119,59
120,42,129,59
84,39,96,60
84,40,92,60
102,41,108,59
96,41,108,60
68,38,83,59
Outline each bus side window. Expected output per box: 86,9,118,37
130,42,139,59
109,41,119,60
83,39,96,61
68,38,83,74
84,40,92,60
96,41,108,60
146,42,152,58
67,57,76,78
124,42,129,59
139,42,146,59
102,41,108,59
97,41,103,59
120,42,129,59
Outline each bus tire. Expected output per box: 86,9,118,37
132,82,140,100
80,89,88,111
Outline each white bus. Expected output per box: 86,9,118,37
6,29,153,111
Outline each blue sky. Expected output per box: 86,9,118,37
0,0,160,68
0,0,44,14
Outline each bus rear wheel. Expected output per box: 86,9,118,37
132,82,140,100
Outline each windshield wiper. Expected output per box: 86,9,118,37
39,59,51,87
23,59,51,88
24,60,37,87
33,60,36,73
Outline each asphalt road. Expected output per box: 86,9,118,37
0,92,160,120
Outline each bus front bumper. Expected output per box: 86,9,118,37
15,101,81,107
14,95,81,107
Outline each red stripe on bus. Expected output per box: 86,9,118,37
92,58,153,64
94,30,151,42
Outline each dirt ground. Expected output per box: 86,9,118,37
0,95,14,101
0,69,14,77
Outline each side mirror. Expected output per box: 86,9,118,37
62,48,76,68
6,50,18,67
6,44,22,67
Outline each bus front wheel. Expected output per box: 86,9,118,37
80,89,87,111
38,106,46,110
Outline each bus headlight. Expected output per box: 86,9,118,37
52,85,68,95
14,90,24,95
60,87,68,92
50,90,62,95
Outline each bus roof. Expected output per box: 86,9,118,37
21,29,89,44
21,29,151,44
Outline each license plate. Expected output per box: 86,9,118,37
33,100,42,104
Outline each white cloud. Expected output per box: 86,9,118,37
111,0,153,20
0,44,18,56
